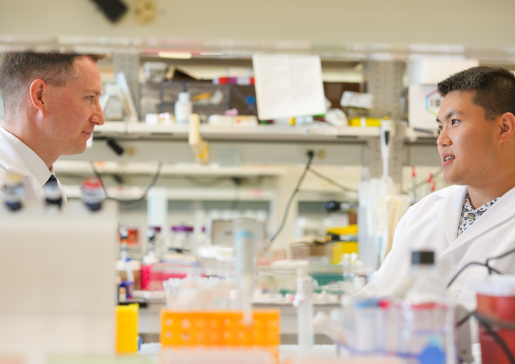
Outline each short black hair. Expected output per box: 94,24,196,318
437,66,515,120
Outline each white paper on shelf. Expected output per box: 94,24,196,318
252,54,326,120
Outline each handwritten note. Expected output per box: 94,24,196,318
252,54,326,120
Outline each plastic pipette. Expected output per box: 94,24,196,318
293,269,314,354
410,165,417,204
233,218,256,325
431,180,437,193
380,119,393,180
425,172,434,197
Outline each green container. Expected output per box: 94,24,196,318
310,273,345,286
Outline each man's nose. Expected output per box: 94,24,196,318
92,99,105,126
437,127,451,148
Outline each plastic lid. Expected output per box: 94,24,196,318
471,275,515,297
270,259,310,270
354,298,381,309
4,172,23,185
412,251,435,265
149,226,162,233
178,92,190,102
43,180,62,200
171,225,194,232
82,176,102,190
119,226,129,239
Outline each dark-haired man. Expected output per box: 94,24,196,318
0,53,106,202
360,66,515,309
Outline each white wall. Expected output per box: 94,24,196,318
0,0,514,48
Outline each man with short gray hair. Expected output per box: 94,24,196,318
0,52,106,202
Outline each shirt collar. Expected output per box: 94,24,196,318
0,128,52,187
463,193,499,213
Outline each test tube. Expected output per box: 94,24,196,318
233,218,256,325
294,269,314,353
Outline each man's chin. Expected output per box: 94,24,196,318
443,171,468,186
62,144,88,156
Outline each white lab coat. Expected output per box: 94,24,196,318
0,128,66,203
361,184,515,310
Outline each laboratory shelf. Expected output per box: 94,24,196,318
94,122,380,142
54,161,287,177
137,300,340,336
62,186,350,202
63,185,275,201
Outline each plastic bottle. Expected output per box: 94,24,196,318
119,227,135,300
148,226,164,259
143,227,158,265
81,177,105,211
404,251,447,303
175,92,192,124
394,251,453,363
2,172,24,211
43,178,63,209
169,225,196,252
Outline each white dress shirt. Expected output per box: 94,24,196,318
0,127,66,203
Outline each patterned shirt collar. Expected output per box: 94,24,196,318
457,193,499,237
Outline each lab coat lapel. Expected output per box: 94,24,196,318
443,185,515,255
435,185,468,246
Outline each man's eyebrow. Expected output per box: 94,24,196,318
436,109,463,123
85,90,102,96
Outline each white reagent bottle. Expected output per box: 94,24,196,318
175,92,192,124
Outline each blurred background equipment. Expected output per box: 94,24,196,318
90,0,128,23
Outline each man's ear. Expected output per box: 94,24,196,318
499,112,515,143
29,79,47,117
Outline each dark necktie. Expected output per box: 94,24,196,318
45,175,57,187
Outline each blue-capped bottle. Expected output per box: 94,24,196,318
2,172,24,211
394,251,453,364
43,177,63,209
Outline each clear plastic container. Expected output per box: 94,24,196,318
352,298,388,355
169,225,196,252
393,251,455,363
393,301,452,362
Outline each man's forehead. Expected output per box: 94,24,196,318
437,91,475,119
69,58,102,89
